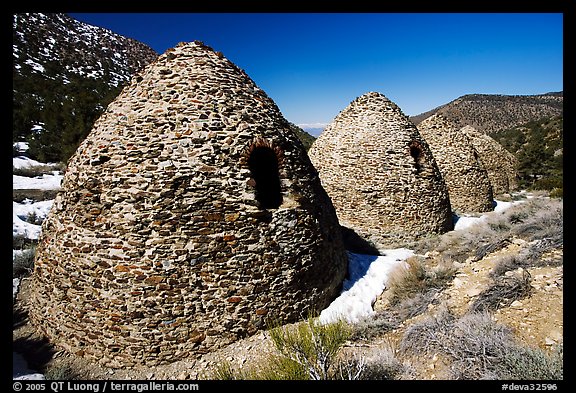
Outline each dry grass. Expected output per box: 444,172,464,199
386,256,457,306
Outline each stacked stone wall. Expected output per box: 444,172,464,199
29,41,348,368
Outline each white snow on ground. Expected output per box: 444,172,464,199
320,249,414,324
13,173,63,190
13,155,58,170
12,157,61,380
453,199,525,231
13,200,53,240
320,198,526,324
13,212,42,240
13,142,30,153
13,278,20,301
13,199,54,221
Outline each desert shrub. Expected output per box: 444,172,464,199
432,221,510,264
429,231,475,262
209,358,309,380
489,254,529,279
473,238,511,262
13,247,36,277
268,316,351,380
411,233,443,254
347,344,405,380
210,317,357,380
210,361,239,380
518,240,563,268
395,290,439,320
43,362,78,380
399,308,562,380
350,313,400,341
361,257,457,329
507,209,530,225
498,343,563,380
549,187,562,199
253,355,311,380
504,199,562,243
468,269,532,313
432,197,562,265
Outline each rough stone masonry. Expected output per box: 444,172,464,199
460,125,518,196
28,41,348,368
308,92,454,250
418,114,494,214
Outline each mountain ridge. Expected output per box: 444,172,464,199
13,13,158,87
409,92,563,135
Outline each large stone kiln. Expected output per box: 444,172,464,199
460,125,518,195
308,92,453,249
29,41,348,368
418,114,494,213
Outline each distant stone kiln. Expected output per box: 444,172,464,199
460,125,518,195
308,92,453,249
417,114,494,214
29,41,348,368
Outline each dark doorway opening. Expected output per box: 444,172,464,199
409,140,424,172
248,147,283,209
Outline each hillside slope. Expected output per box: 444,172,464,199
13,13,158,87
410,92,563,135
13,13,158,162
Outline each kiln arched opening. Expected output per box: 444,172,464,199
409,140,424,173
248,146,283,209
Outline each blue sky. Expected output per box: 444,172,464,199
69,13,563,131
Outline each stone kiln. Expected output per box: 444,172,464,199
29,41,348,368
418,114,495,214
460,125,518,195
308,92,453,249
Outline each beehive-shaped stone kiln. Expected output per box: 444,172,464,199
308,92,453,249
418,114,494,213
460,125,518,195
29,41,348,368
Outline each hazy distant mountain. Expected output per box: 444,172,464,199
300,127,325,138
13,13,158,162
410,92,563,135
288,123,316,151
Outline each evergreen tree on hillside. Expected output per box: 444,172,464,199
495,116,563,193
16,70,121,163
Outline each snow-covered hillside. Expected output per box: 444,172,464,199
13,13,158,87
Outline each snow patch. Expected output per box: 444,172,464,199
320,249,414,324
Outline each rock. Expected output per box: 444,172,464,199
465,286,483,297
545,337,556,346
